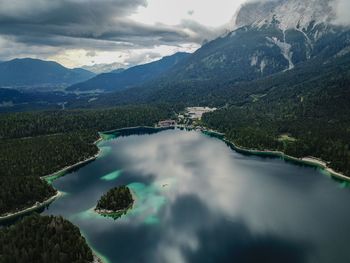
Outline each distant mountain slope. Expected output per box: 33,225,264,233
67,52,190,92
0,58,95,90
77,51,350,109
82,63,125,74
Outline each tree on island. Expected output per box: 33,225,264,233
96,185,133,213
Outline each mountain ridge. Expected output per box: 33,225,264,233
0,58,95,91
68,52,190,93
135,0,350,87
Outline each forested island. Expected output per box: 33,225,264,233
95,186,134,217
0,214,96,263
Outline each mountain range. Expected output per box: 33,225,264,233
74,0,347,106
0,58,95,90
2,0,350,110
81,63,125,74
68,52,190,92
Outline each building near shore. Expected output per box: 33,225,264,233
186,107,217,120
158,120,176,127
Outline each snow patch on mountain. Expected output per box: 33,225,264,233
250,55,259,66
295,27,313,58
266,36,294,70
260,59,267,74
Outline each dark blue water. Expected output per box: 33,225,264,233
44,128,350,263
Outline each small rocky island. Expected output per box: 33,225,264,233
95,186,134,219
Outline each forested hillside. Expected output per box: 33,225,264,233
202,55,350,177
0,214,94,263
0,106,171,139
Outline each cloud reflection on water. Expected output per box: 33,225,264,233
47,129,350,263
105,129,350,263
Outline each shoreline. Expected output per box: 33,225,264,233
101,125,170,134
92,253,104,263
203,129,350,182
82,128,347,262
0,191,62,222
1,134,106,262
1,127,159,263
3,125,348,263
6,125,349,222
42,137,103,182
42,149,101,182
94,206,131,217
0,128,145,243
0,137,102,221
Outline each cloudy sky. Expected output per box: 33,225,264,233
0,0,348,68
0,0,246,68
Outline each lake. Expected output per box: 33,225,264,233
43,127,350,263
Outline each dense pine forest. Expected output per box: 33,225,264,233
0,177,56,216
0,132,97,178
0,105,172,139
0,214,94,263
0,106,172,216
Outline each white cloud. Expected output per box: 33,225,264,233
333,0,350,26
46,44,199,68
0,0,247,67
7,0,349,68
130,0,243,27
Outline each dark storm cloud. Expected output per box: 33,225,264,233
0,0,218,51
0,0,147,24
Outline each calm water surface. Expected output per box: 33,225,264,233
43,128,350,263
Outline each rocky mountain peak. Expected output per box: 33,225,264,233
233,0,335,31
